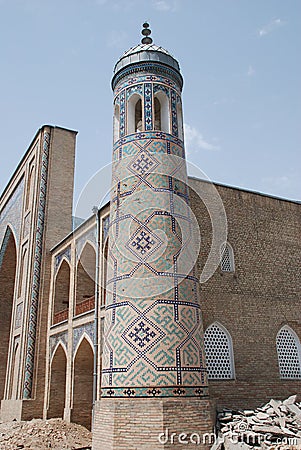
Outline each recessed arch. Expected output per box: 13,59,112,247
154,90,170,133
48,343,67,419
204,321,235,379
72,337,94,429
25,163,35,211
0,226,17,400
75,242,96,315
53,259,70,324
276,325,301,379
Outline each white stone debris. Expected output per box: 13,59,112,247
0,418,92,450
214,396,301,450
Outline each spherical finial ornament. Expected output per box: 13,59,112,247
141,22,153,44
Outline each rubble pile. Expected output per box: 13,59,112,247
0,418,92,450
217,396,301,449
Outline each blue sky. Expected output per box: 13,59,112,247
0,0,300,215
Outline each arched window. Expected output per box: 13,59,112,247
53,259,70,324
113,103,120,142
276,326,301,379
204,322,235,379
221,243,235,272
127,94,142,134
177,101,184,140
154,91,170,133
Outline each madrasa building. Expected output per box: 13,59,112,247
0,24,300,449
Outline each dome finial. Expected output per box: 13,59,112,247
141,22,153,44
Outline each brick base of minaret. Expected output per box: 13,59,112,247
92,397,214,449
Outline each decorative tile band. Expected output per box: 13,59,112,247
113,131,183,152
144,83,153,131
23,130,50,399
112,62,183,91
101,385,209,398
114,74,181,98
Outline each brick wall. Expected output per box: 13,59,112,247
189,178,301,410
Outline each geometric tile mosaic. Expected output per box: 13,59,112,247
102,126,207,397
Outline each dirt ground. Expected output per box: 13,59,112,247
0,418,92,450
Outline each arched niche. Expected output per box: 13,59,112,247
72,337,94,429
154,91,170,133
48,344,67,418
75,242,96,315
0,227,17,400
128,93,142,134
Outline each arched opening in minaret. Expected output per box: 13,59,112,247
75,243,96,316
128,94,143,134
0,227,17,401
154,91,170,133
154,98,161,130
53,259,70,324
72,337,93,430
48,344,67,419
113,103,120,142
177,101,184,140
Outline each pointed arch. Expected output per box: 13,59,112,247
73,332,94,361
72,336,94,429
53,259,70,324
75,242,96,315
204,322,235,379
48,343,67,418
0,226,17,400
154,90,170,133
220,242,235,272
276,325,301,379
128,93,143,134
9,340,20,399
50,340,68,364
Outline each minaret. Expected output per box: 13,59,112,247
93,24,212,449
